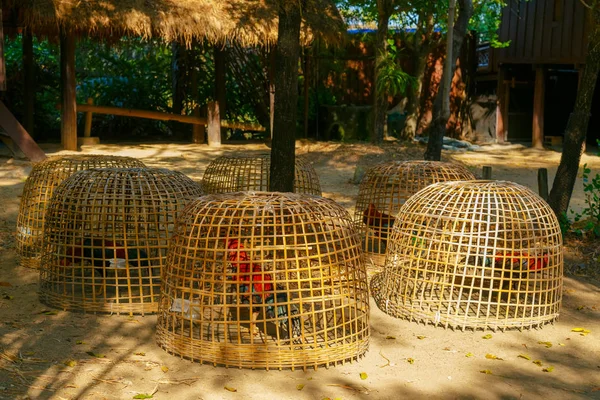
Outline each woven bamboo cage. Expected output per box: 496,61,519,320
371,180,563,331
16,155,146,269
39,168,203,315
353,160,475,269
156,192,369,370
201,154,322,195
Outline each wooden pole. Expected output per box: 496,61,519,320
538,168,549,201
214,46,226,141
207,101,221,147
23,28,35,135
532,66,545,149
192,105,205,143
482,166,492,179
83,98,94,137
495,66,507,143
60,29,78,151
0,3,6,92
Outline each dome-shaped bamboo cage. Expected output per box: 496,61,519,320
201,154,322,195
156,192,369,370
353,160,475,269
371,181,563,331
16,155,146,269
39,168,203,315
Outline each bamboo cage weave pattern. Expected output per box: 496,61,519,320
353,160,475,268
16,155,146,269
156,192,369,369
371,181,563,331
201,154,322,195
39,168,203,315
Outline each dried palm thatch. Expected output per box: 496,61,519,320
354,160,475,271
201,154,322,196
156,192,369,370
371,180,563,331
39,168,203,316
13,0,345,46
16,155,146,269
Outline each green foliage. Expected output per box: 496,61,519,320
375,39,415,97
565,140,600,237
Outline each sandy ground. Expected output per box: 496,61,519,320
0,140,599,400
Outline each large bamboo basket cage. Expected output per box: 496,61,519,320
39,168,203,316
156,192,369,370
201,154,322,195
353,160,475,271
371,180,563,331
16,155,146,269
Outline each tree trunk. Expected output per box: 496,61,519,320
23,28,35,136
424,0,473,161
401,11,435,140
60,28,77,151
269,2,303,192
171,41,188,139
547,7,600,218
372,1,392,143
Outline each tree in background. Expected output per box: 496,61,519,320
424,0,473,161
548,3,600,218
269,1,304,192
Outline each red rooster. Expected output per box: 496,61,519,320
226,239,300,339
362,203,396,239
495,251,549,293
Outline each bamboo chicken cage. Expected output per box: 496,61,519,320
371,180,563,331
39,168,203,315
353,160,475,270
16,155,146,269
201,154,322,195
156,192,369,370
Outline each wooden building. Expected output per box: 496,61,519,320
478,0,597,147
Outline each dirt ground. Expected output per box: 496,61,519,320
1,140,599,400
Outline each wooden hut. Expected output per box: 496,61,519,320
4,0,344,151
476,0,596,147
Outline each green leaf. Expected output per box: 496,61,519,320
133,394,153,399
465,352,474,358
482,334,493,340
360,372,368,380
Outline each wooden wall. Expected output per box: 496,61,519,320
497,0,590,65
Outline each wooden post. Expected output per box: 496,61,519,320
83,98,94,137
214,46,226,141
23,28,35,135
60,29,78,151
495,66,508,143
538,168,549,201
192,105,205,144
482,166,492,179
532,66,545,149
303,48,310,139
207,101,221,147
0,3,6,92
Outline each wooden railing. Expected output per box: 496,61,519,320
64,99,266,147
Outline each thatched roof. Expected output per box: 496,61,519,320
11,0,345,46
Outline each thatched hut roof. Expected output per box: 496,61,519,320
11,0,345,46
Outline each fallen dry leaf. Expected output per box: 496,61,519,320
224,386,237,392
482,334,492,340
359,372,368,380
518,354,531,360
